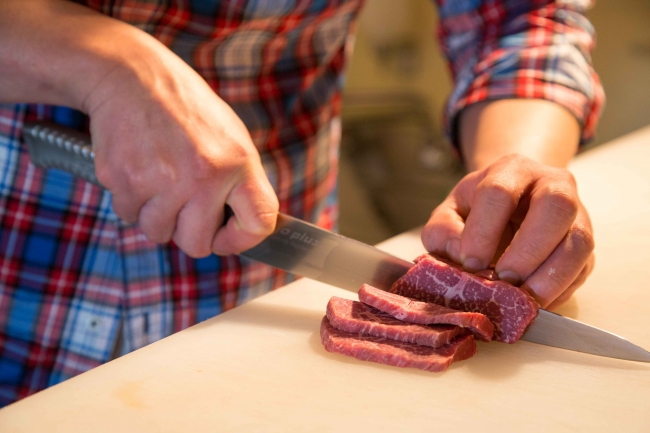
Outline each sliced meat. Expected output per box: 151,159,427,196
320,317,476,372
358,284,494,342
326,296,465,348
390,254,539,343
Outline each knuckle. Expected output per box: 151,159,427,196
513,244,545,267
557,169,578,187
500,153,528,165
251,210,277,236
470,227,495,250
183,244,212,259
493,154,534,173
250,184,280,236
190,152,220,180
477,180,518,210
175,232,211,258
567,225,595,255
138,207,172,244
542,187,579,220
140,222,168,244
546,270,571,295
124,173,146,191
95,162,118,190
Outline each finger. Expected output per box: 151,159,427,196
546,253,595,310
494,175,579,285
212,171,278,255
519,218,595,308
111,191,145,224
138,192,185,244
95,150,151,224
173,190,225,258
460,168,533,272
421,197,465,264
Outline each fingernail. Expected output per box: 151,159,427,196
463,257,484,272
497,270,522,286
445,238,461,262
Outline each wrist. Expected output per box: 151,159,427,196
459,99,581,172
0,0,175,113
74,26,172,114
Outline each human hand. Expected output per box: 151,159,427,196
85,38,278,258
421,154,594,309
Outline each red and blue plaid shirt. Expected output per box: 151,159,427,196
0,0,603,406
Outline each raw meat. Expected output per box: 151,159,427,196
390,254,539,343
326,296,465,348
358,284,494,342
320,317,476,372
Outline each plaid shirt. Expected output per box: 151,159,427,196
0,0,603,406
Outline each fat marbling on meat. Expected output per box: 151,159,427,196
358,284,494,341
390,254,539,343
320,317,476,372
326,296,466,348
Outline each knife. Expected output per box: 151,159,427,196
22,121,650,363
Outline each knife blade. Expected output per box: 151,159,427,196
22,121,650,363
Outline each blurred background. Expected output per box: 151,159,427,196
338,0,650,245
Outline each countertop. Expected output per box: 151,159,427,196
2,126,650,432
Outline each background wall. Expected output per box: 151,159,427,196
589,0,650,146
338,0,650,245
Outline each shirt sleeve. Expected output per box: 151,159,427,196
435,0,605,148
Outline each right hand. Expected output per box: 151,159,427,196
84,35,278,258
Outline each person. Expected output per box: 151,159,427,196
0,0,603,406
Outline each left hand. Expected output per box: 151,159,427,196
421,154,595,310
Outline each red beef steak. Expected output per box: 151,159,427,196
320,317,476,372
358,284,494,341
390,254,539,343
326,296,465,348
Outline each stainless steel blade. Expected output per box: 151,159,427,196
22,121,650,362
240,213,413,291
522,309,650,362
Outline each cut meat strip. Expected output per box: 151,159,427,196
320,317,476,372
326,296,465,348
390,254,539,343
358,284,494,342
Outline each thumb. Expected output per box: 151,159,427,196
421,197,466,264
212,169,278,255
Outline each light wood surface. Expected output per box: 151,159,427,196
2,127,650,432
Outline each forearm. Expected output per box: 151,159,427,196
458,99,581,172
0,0,170,112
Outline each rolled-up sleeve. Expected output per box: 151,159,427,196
435,0,605,147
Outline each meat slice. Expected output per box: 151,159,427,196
326,296,465,348
390,254,539,343
320,317,476,372
358,284,494,342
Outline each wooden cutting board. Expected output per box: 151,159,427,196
1,127,650,432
